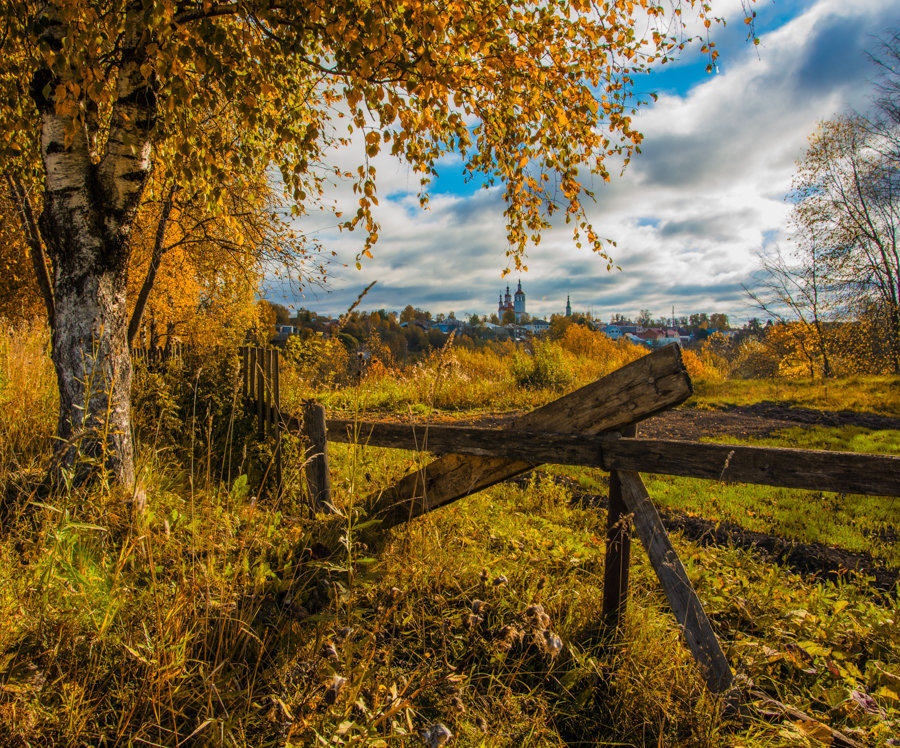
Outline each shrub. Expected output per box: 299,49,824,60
513,340,572,391
283,333,350,388
131,345,251,487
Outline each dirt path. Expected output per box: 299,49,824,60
430,401,900,441
638,401,900,441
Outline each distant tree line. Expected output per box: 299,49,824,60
259,297,748,362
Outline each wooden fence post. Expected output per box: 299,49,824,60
256,349,265,439
273,349,282,492
249,346,257,404
602,424,637,633
241,347,248,401
303,400,332,512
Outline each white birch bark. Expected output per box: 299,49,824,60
33,4,157,486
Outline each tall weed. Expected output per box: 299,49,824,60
0,319,56,475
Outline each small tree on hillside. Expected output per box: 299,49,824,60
745,241,835,378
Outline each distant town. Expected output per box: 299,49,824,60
264,280,764,359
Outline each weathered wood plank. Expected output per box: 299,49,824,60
264,348,272,439
602,426,636,632
616,471,734,694
241,347,248,400
273,349,282,493
319,420,900,497
323,419,602,463
602,438,900,497
249,346,257,401
303,401,333,513
256,353,264,439
369,345,693,528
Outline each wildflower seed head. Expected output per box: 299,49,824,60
462,613,484,630
420,723,453,748
336,627,354,641
525,603,543,617
324,674,347,705
543,630,563,657
497,624,524,651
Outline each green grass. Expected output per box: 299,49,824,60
690,375,900,414
731,424,900,455
642,477,900,568
3,328,900,746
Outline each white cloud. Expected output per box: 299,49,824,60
269,0,899,325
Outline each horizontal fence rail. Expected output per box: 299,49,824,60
305,418,900,497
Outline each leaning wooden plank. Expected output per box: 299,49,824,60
371,345,693,528
616,470,734,694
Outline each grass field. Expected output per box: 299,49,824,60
690,376,900,415
1,324,899,747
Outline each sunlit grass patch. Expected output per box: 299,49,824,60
690,375,900,414
0,320,56,476
642,476,900,568
731,424,900,455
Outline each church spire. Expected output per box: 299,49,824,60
565,295,572,316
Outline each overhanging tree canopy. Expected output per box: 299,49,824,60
0,0,727,486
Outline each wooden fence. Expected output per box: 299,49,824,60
132,342,186,366
240,344,900,703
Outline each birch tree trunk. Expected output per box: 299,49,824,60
31,4,156,486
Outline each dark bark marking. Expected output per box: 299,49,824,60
44,140,70,155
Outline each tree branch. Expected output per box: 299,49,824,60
5,173,55,325
128,182,177,345
174,2,243,24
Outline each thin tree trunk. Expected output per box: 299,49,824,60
128,183,177,346
5,174,55,325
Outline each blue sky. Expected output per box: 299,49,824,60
268,0,899,325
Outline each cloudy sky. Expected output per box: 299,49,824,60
266,0,899,325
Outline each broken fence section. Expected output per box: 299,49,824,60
240,344,900,700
